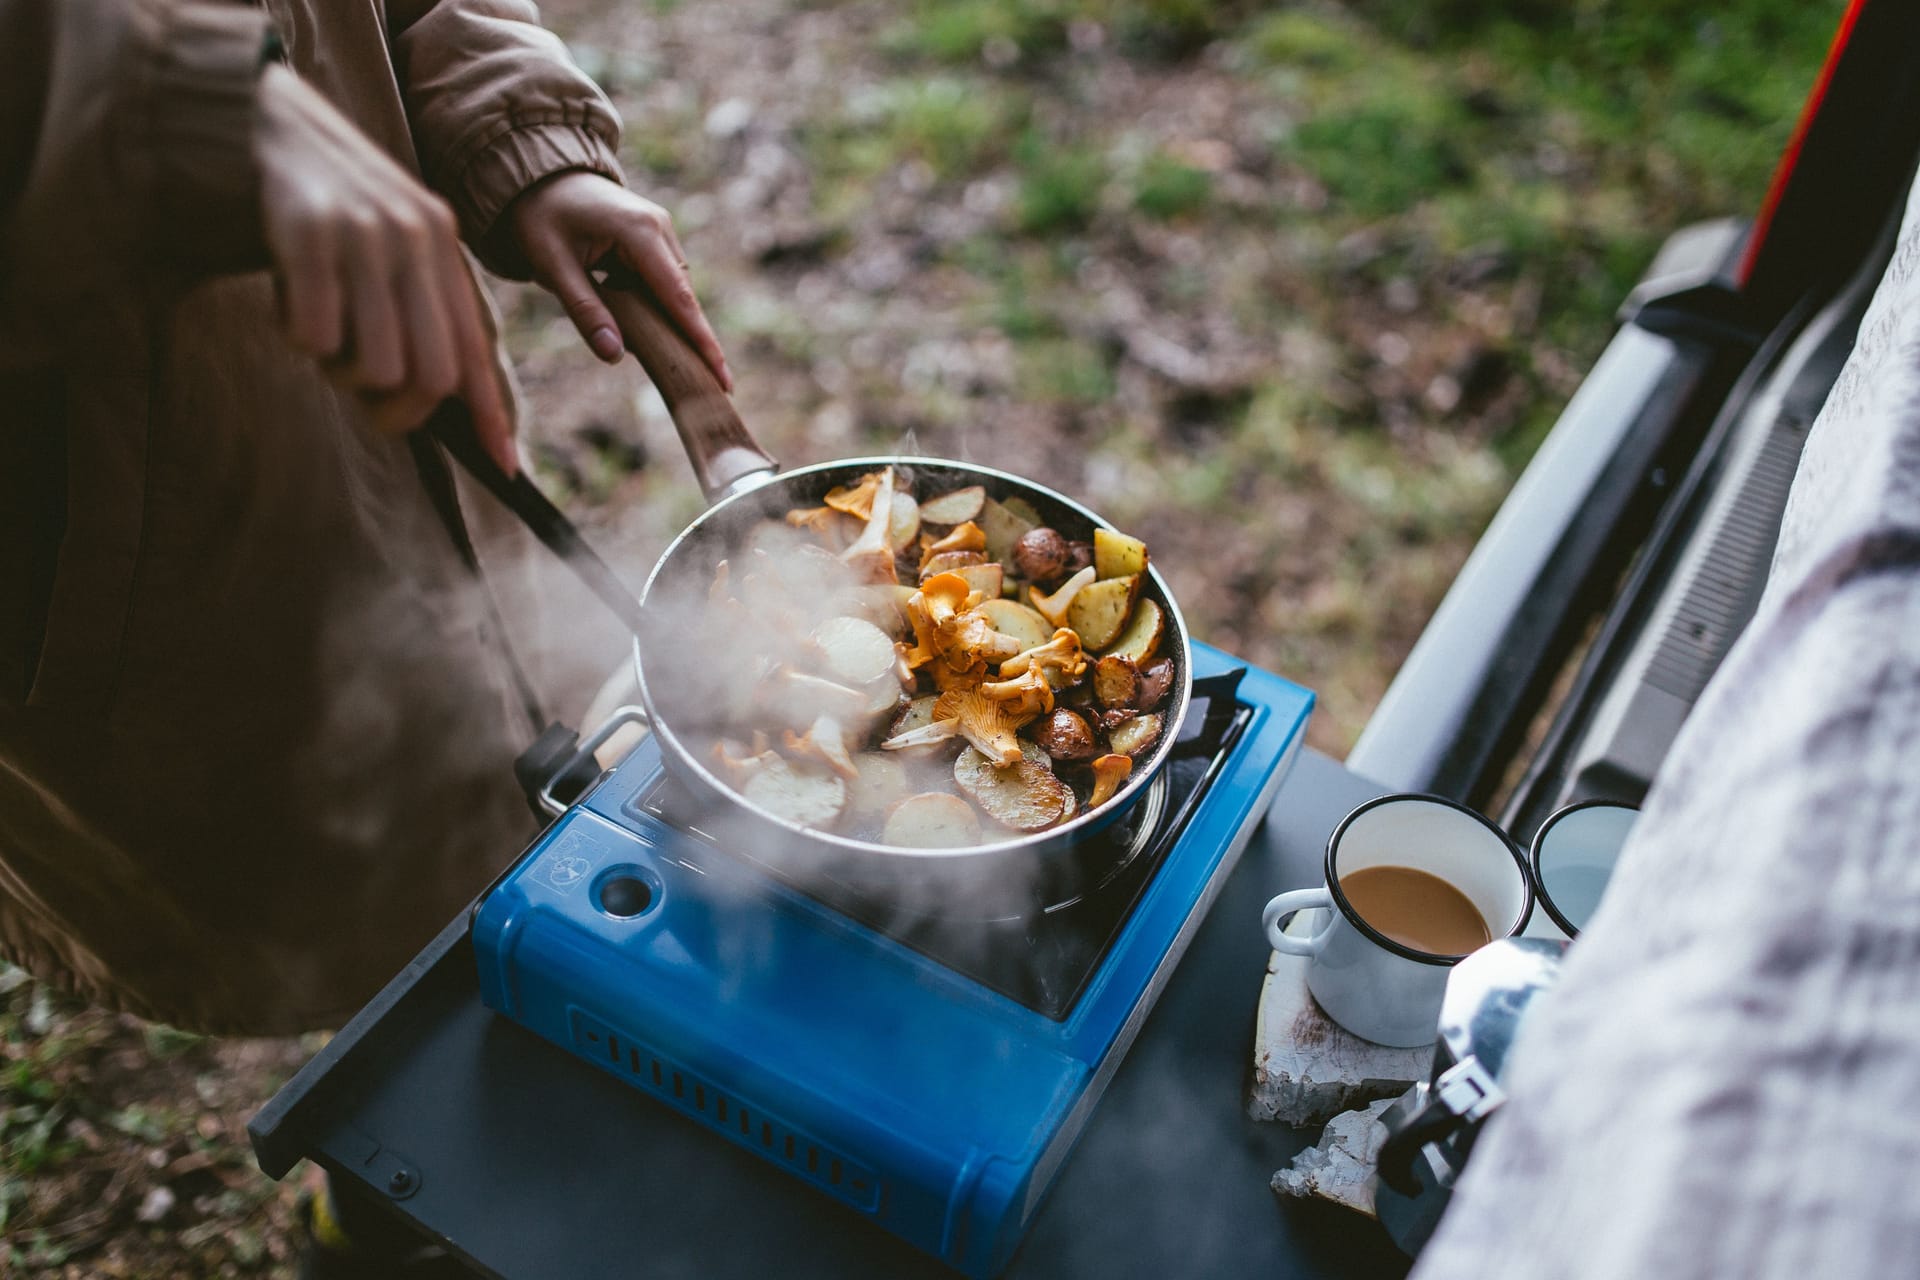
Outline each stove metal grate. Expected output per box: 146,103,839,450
570,1010,884,1214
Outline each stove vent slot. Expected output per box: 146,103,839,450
571,1011,882,1214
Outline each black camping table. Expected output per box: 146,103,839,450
249,749,1412,1279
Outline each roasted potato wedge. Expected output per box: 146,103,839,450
1093,654,1143,709
888,492,921,552
979,497,1037,564
883,792,983,847
1107,712,1164,759
1066,575,1140,650
976,598,1053,651
949,562,1004,601
1101,597,1164,665
917,486,987,526
954,746,1073,832
1001,495,1044,528
1093,528,1148,581
920,549,989,580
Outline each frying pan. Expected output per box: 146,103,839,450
438,281,1192,912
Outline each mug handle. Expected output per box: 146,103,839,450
1264,887,1334,955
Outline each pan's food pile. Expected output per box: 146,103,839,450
700,466,1174,847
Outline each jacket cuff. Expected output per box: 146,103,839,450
138,2,275,272
450,120,626,280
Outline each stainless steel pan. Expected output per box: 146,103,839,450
441,282,1192,912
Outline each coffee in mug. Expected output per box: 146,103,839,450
1339,864,1492,957
1263,794,1532,1047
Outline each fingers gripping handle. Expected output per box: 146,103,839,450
597,278,776,504
1264,887,1334,955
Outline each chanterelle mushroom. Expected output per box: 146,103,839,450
839,468,898,585
710,739,781,788
785,506,853,542
1088,753,1133,808
782,714,860,781
823,470,888,520
934,687,1039,768
1029,565,1097,627
998,628,1087,686
915,572,1024,670
919,520,986,568
979,665,1054,718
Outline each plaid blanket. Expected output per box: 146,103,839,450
1414,178,1920,1278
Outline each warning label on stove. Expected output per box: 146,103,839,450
537,829,596,895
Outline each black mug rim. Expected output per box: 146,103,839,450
1527,798,1640,938
1324,792,1535,966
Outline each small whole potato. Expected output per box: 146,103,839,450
1064,540,1094,576
1012,527,1073,584
1136,657,1176,710
1033,707,1101,762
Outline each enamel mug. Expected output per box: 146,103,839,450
1263,794,1534,1047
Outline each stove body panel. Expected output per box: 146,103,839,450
472,645,1312,1276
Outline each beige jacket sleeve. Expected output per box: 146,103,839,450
389,0,624,279
0,0,272,358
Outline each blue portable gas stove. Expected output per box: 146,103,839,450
473,643,1312,1277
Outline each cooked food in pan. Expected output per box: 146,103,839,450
698,466,1174,847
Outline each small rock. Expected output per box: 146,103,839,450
704,97,754,140
135,1185,176,1224
1271,1097,1397,1217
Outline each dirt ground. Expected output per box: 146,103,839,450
2,0,1834,1273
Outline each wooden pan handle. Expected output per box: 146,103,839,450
597,276,777,503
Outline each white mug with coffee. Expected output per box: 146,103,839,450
1263,794,1533,1047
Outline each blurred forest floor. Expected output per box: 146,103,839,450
3,0,1838,1274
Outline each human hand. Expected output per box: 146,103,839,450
253,64,516,474
506,171,733,392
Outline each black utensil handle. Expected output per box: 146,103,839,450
427,405,649,636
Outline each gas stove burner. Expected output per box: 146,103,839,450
474,644,1314,1278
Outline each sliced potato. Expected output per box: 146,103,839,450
949,562,1004,601
889,695,944,739
921,549,989,580
846,753,909,816
860,585,918,639
1093,528,1148,581
979,497,1037,564
1101,597,1165,665
976,598,1053,651
748,519,810,558
1107,712,1164,759
743,759,847,827
888,492,921,552
1093,654,1143,709
954,746,1073,832
812,616,898,687
882,792,983,848
1066,575,1140,650
918,486,986,526
1001,495,1044,528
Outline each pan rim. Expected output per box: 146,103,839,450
635,454,1194,863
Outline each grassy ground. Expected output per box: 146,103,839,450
3,0,1839,1273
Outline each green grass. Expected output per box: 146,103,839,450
1014,131,1108,233
1132,151,1213,220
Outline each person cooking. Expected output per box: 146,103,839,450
0,0,726,1092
